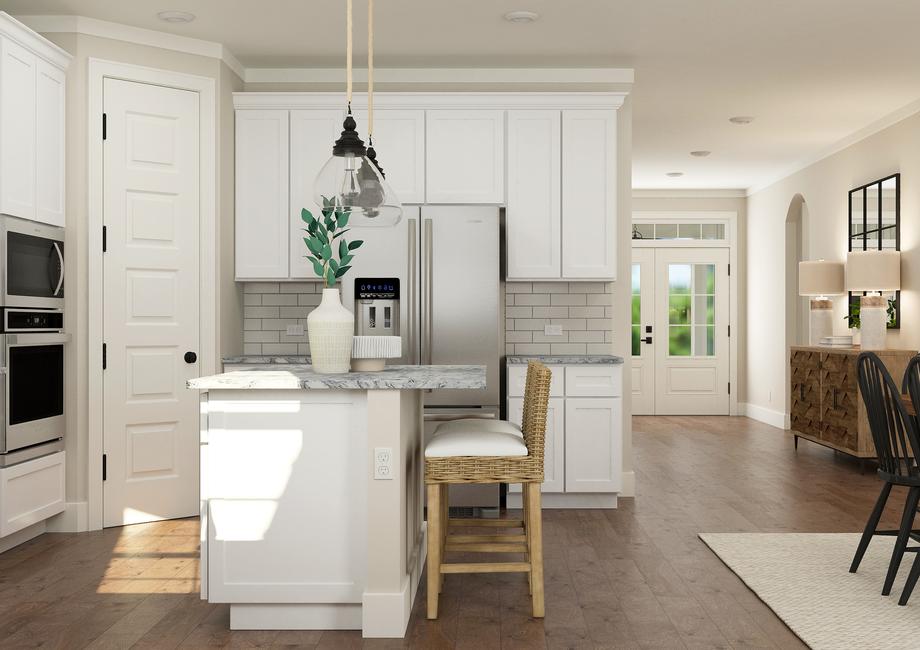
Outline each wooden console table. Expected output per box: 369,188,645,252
790,346,917,460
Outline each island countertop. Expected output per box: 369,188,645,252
189,364,486,391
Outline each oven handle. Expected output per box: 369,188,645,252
52,242,64,297
3,333,70,346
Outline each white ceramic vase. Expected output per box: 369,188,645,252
307,288,354,374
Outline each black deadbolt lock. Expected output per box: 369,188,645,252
184,351,197,364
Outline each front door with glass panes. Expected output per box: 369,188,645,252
631,248,730,415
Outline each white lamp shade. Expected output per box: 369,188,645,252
798,260,845,296
846,250,901,292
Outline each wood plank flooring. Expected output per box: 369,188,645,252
0,416,906,648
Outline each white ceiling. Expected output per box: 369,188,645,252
6,0,920,191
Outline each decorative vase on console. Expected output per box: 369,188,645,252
302,201,363,374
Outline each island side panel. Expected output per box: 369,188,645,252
200,392,209,600
206,389,368,629
362,389,426,638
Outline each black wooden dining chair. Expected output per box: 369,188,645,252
895,355,920,605
849,352,920,600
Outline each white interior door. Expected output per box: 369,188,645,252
103,78,200,527
630,249,655,414
653,248,730,415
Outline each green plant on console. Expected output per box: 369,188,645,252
302,198,363,288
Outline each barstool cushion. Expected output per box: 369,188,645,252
425,430,528,458
433,418,523,438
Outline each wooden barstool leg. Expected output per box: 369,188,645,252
525,482,545,618
523,483,532,595
427,484,441,619
440,483,448,593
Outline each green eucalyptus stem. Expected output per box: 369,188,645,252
301,197,363,289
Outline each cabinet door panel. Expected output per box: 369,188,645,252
0,451,65,537
425,110,504,203
367,109,425,204
790,350,821,437
820,352,858,451
35,59,66,226
289,110,342,279
0,37,37,220
561,110,616,279
507,397,564,493
235,110,289,279
564,397,621,492
506,110,560,279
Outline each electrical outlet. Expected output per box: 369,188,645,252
544,324,563,336
286,324,305,336
374,447,393,480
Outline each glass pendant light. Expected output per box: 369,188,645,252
312,0,402,227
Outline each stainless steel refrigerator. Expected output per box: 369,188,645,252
341,205,502,506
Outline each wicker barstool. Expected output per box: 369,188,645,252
424,361,552,619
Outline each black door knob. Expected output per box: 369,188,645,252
184,351,197,364
642,336,653,344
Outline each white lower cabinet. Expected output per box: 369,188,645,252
0,452,65,537
506,363,622,508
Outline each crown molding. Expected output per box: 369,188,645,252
243,67,635,85
15,14,244,80
0,12,72,68
233,91,628,111
632,188,747,199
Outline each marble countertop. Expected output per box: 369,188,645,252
223,355,310,365
506,354,624,365
189,364,486,391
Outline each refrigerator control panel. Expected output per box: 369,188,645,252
355,278,400,300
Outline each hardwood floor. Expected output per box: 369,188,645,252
0,416,906,648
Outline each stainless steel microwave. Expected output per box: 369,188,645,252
0,215,64,309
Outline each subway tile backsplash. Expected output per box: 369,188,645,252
504,282,614,356
241,281,614,358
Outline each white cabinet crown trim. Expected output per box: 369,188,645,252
233,92,627,111
0,13,72,69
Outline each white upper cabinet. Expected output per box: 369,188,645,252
506,110,561,279
561,110,617,279
366,109,425,204
235,110,289,279
425,110,504,204
289,109,342,279
0,16,69,226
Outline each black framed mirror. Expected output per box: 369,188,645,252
848,173,900,328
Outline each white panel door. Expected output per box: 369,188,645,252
425,110,504,203
653,248,730,415
631,249,655,414
289,109,341,278
367,109,425,204
564,398,622,492
507,397,565,493
0,36,37,220
34,59,66,227
561,110,616,279
235,110,289,279
103,79,200,527
506,110,561,279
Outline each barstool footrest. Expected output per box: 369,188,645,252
448,518,524,528
448,534,527,543
440,562,531,574
445,542,528,553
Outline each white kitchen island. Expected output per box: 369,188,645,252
189,364,485,638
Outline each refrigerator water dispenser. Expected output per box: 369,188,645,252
355,278,400,337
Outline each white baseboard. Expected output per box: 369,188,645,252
619,471,635,498
740,402,790,430
0,521,46,553
46,501,88,533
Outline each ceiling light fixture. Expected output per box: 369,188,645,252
666,172,684,178
504,10,540,23
156,10,196,23
690,150,711,157
313,0,401,227
729,116,755,125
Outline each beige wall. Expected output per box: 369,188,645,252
615,96,634,494
746,111,920,424
40,31,241,525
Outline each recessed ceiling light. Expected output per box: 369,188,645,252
503,10,540,23
729,116,755,125
690,150,711,157
157,10,196,23
666,172,684,178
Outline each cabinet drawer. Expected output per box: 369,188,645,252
507,364,564,397
0,451,65,537
565,366,621,397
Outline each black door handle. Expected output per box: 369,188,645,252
184,351,197,364
642,336,653,344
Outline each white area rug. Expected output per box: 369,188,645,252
700,533,920,650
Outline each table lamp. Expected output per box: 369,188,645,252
799,260,845,345
846,250,900,350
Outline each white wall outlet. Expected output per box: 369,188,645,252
286,324,305,336
374,447,394,480
544,324,563,336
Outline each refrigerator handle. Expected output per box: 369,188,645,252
407,218,417,365
422,218,433,366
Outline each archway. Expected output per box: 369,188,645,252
784,194,809,416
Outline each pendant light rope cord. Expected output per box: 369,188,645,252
367,0,374,140
346,0,353,109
